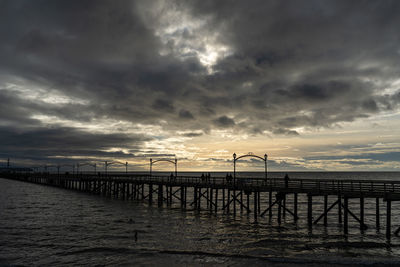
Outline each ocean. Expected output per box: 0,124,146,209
1,172,400,266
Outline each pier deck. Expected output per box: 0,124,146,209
2,172,400,239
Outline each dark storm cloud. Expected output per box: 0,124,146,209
1,0,400,163
213,116,235,128
178,109,195,120
0,125,150,162
180,132,203,137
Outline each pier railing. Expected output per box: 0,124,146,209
9,172,400,197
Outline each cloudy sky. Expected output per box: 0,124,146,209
1,0,400,171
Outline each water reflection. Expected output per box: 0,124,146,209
1,177,400,266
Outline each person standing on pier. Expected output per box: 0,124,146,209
284,174,289,188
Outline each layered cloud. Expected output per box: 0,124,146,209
1,0,400,169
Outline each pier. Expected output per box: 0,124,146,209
2,171,400,239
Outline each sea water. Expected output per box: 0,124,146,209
1,172,400,266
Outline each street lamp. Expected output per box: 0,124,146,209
233,153,237,185
264,153,268,182
150,158,152,176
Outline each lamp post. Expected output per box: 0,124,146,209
175,158,177,177
264,153,268,182
150,158,152,176
233,153,237,186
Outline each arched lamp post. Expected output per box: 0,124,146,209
150,158,177,177
105,161,128,175
233,152,268,185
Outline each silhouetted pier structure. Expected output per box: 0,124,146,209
3,171,400,239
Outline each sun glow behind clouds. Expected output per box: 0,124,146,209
140,1,232,72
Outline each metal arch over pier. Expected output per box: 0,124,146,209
150,158,177,177
77,162,97,173
105,161,128,174
233,152,268,183
3,171,400,240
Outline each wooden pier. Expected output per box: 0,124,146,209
2,172,400,239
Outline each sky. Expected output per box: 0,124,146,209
0,0,400,172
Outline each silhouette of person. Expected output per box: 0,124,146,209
284,174,289,188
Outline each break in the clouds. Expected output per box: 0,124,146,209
0,0,400,170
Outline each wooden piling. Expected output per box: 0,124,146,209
227,189,230,213
194,187,198,209
278,198,282,225
338,194,342,223
387,200,391,239
344,197,348,235
247,192,250,213
215,189,218,213
198,188,201,210
376,198,380,229
294,193,298,221
254,191,258,222
324,195,328,226
240,190,243,213
283,195,286,218
233,189,236,216
307,194,312,229
222,188,225,208
360,197,364,231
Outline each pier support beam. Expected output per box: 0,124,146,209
277,197,282,225
198,188,201,210
233,190,236,216
254,191,258,222
387,200,391,240
324,195,328,226
360,197,364,231
307,194,312,229
247,192,250,214
193,187,198,209
215,189,218,213
338,194,342,224
294,193,298,221
222,189,225,208
376,198,380,230
344,197,348,235
240,190,243,213
227,189,230,213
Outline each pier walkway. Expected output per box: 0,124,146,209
2,172,400,239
